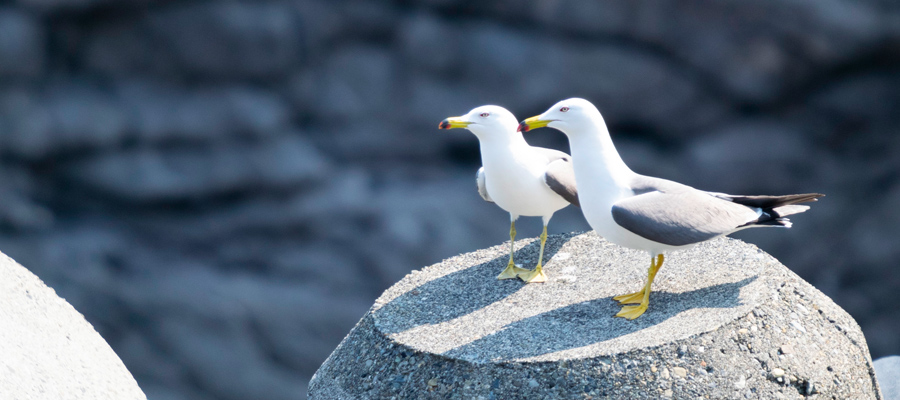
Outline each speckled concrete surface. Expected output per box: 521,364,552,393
0,252,146,400
309,232,881,399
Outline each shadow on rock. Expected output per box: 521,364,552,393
443,275,757,361
375,234,575,334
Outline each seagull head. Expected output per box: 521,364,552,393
439,105,519,138
517,98,603,137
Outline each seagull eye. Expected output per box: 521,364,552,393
560,107,569,112
480,112,490,118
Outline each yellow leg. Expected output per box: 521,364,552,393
614,255,661,304
497,220,528,280
518,226,548,283
616,254,664,320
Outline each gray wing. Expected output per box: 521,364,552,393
476,167,493,202
532,147,570,163
611,176,759,246
534,148,579,207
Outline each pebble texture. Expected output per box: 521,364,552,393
0,251,146,400
310,232,881,399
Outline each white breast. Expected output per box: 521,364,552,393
482,146,569,218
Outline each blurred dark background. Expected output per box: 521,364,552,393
0,0,898,398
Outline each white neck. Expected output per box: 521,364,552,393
564,116,634,190
475,129,530,155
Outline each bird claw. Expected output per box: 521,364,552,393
518,267,547,283
497,264,529,280
615,303,649,320
613,291,645,305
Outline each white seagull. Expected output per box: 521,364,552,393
440,105,580,283
518,98,823,318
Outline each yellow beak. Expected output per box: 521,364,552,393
438,117,471,129
517,116,551,132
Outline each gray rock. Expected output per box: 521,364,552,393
413,0,466,7
115,264,365,400
0,8,44,78
310,233,881,399
0,82,290,159
396,74,488,149
398,13,464,76
0,166,53,231
0,85,128,159
513,0,882,102
311,45,398,121
453,24,729,135
875,356,900,400
65,134,330,201
808,73,900,129
116,81,291,143
848,184,900,267
84,2,303,79
0,251,146,399
685,120,820,194
332,1,399,40
290,0,344,53
15,0,159,12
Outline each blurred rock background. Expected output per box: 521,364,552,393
0,0,897,398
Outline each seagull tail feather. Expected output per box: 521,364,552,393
739,202,815,229
771,204,810,218
752,217,793,228
727,193,824,209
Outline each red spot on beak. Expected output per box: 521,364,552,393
438,120,450,129
517,122,530,132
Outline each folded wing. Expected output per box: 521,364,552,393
612,189,758,246
535,148,579,207
475,167,493,203
613,176,823,246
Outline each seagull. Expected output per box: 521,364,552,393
518,98,823,319
439,105,579,283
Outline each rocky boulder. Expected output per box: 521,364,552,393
0,251,146,400
310,232,880,399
